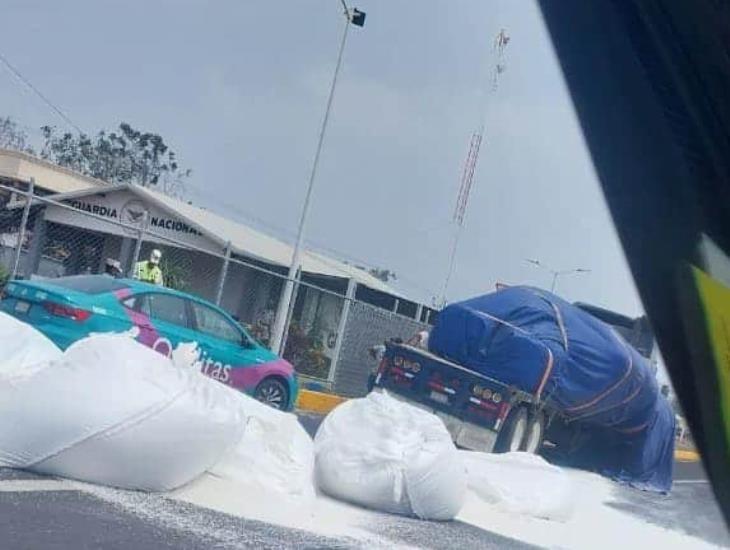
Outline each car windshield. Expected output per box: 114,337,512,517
45,275,129,295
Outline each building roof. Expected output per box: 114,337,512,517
143,185,397,293
0,148,106,194
44,182,399,295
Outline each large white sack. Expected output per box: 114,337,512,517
169,340,315,501
172,393,316,525
0,311,61,378
314,391,466,520
461,450,576,522
0,333,246,490
207,393,315,501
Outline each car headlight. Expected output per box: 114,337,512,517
482,388,493,400
491,392,502,404
473,384,483,396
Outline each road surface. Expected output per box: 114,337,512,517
0,413,726,549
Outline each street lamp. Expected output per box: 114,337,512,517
270,1,366,354
526,258,590,294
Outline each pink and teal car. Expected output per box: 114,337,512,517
0,275,298,410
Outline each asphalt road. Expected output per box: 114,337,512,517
0,467,533,550
301,413,730,548
0,413,726,549
611,459,728,547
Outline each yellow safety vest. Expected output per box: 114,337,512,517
134,261,164,286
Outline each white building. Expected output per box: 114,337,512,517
0,149,434,391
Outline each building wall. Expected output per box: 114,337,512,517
0,150,102,194
44,189,221,255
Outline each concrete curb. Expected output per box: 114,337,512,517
675,449,701,462
295,389,347,415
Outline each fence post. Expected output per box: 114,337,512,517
10,178,34,281
215,241,231,305
128,212,148,278
279,268,301,355
328,278,357,383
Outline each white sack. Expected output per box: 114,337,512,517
0,334,246,491
168,340,314,499
0,311,61,378
314,391,466,520
207,393,315,502
461,450,575,522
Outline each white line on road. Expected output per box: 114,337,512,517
0,479,75,492
674,479,710,485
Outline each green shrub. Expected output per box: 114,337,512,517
282,321,331,380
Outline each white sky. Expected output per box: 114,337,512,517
1,0,643,316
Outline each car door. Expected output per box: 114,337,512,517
127,292,200,357
187,299,264,386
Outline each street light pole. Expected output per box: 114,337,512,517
270,3,364,354
526,259,590,294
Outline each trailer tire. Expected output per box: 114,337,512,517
521,411,545,454
494,406,528,453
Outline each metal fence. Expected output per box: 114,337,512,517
0,182,433,396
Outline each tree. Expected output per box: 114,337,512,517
345,262,398,284
0,116,34,154
369,267,397,283
39,122,191,196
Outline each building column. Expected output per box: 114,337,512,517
214,241,232,305
249,270,273,320
118,237,135,275
24,207,47,279
328,278,357,383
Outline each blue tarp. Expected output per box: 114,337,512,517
429,286,675,492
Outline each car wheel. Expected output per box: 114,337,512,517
521,411,545,454
254,377,289,410
494,406,529,453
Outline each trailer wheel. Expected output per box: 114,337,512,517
521,411,545,454
494,406,528,453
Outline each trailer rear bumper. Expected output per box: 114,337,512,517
375,388,499,453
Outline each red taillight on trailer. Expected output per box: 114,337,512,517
43,301,91,322
377,356,389,375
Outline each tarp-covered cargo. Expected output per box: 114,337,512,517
429,286,675,492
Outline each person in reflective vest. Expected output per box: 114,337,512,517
134,249,164,286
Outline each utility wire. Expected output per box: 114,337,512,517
0,51,84,134
0,46,440,302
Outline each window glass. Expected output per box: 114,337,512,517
145,293,189,328
53,275,128,294
191,302,241,344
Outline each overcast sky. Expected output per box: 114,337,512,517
1,0,644,316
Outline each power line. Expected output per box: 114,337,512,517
0,46,438,301
0,50,84,134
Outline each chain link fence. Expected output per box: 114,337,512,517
333,300,430,397
0,182,438,396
